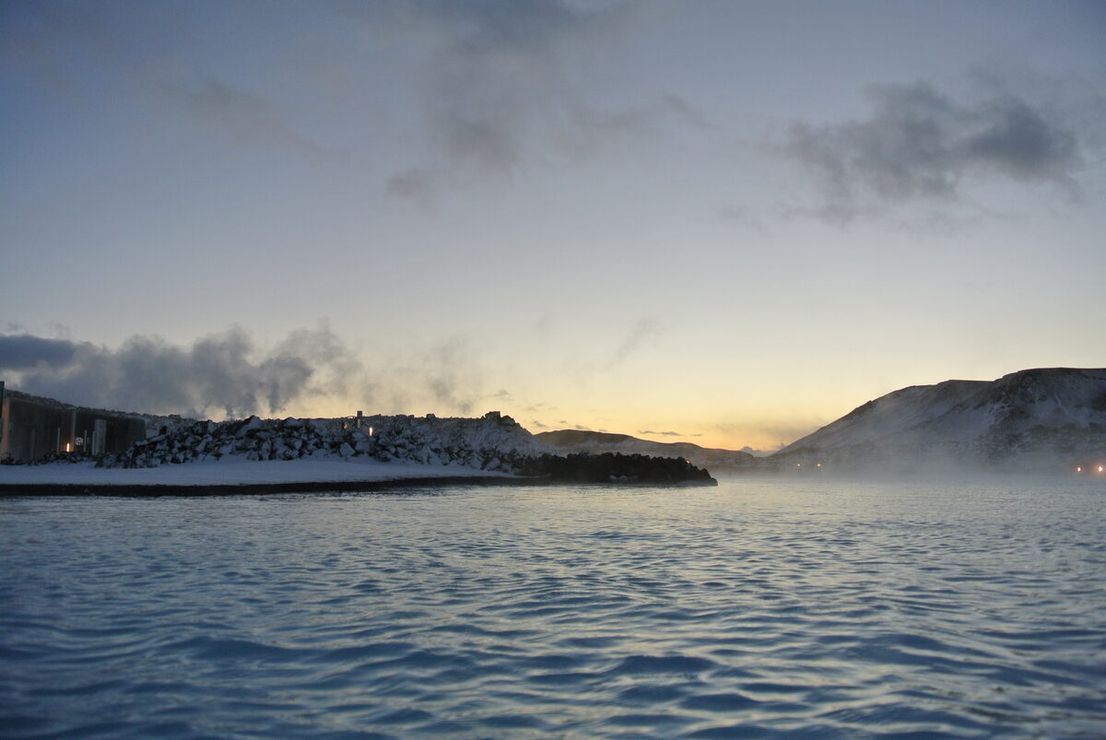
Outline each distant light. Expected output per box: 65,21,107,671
816,462,822,468
796,463,801,467
1076,466,1083,473
65,442,71,453
1099,465,1105,474
368,426,374,437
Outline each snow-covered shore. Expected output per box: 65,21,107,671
0,411,718,492
0,457,516,488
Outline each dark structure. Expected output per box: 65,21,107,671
516,452,718,485
0,384,147,463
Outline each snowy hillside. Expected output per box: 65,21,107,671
776,368,1106,471
536,430,756,472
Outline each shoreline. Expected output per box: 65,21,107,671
0,475,539,497
0,475,718,497
0,455,718,496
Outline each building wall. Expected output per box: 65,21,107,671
0,389,147,462
0,395,68,461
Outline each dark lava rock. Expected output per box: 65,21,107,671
516,452,717,486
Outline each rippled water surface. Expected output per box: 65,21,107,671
2,478,1105,737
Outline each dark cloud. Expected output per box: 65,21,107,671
0,327,368,418
0,334,83,370
529,419,548,429
608,317,663,368
161,76,329,159
638,429,699,438
374,0,613,177
785,82,1084,217
361,2,702,196
385,167,444,205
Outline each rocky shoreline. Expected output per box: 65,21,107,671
1,411,718,490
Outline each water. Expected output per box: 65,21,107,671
2,478,1105,737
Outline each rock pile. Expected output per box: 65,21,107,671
99,411,545,471
89,410,717,485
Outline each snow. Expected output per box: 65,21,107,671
776,368,1106,469
0,457,517,487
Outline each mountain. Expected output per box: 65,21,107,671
535,430,756,472
774,368,1106,472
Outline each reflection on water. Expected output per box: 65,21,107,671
2,478,1105,736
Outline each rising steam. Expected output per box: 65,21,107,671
0,327,372,418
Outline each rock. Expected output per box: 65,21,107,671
236,416,264,437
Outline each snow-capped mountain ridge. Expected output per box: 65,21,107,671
777,368,1106,470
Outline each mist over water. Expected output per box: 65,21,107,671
2,478,1104,737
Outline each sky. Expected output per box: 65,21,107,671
2,0,1104,451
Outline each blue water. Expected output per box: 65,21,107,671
2,478,1105,737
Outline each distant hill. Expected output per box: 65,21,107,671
535,430,756,472
774,368,1106,472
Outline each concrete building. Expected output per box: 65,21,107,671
0,382,147,462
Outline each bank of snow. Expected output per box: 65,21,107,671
0,411,718,491
0,457,515,487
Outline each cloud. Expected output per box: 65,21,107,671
161,76,329,159
385,166,446,205
608,317,663,368
359,2,702,196
784,81,1084,220
4,3,333,160
529,419,548,429
366,0,612,179
0,334,83,370
561,93,707,158
0,326,367,418
524,401,557,413
638,429,700,438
